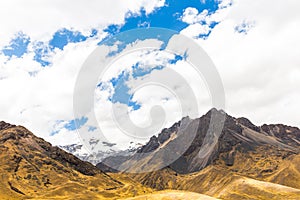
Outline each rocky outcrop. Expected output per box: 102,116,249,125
137,136,160,153
0,121,16,131
261,124,300,147
236,117,260,132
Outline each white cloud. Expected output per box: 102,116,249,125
1,0,300,150
180,1,233,38
181,7,208,24
0,38,101,144
0,0,166,146
181,23,210,38
194,0,300,127
88,38,212,150
0,0,165,45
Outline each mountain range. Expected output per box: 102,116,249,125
1,109,300,199
59,142,140,165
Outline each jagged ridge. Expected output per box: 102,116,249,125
97,109,300,174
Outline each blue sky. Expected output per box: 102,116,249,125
107,0,219,33
17,0,223,133
2,32,30,58
0,0,230,138
96,54,183,112
1,0,222,67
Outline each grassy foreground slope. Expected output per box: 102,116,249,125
122,190,218,200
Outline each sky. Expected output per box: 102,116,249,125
0,0,300,150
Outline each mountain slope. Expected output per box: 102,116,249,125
130,164,300,200
98,109,300,199
98,109,299,174
59,142,138,165
0,121,151,199
122,190,219,200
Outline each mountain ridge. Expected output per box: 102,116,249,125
97,109,300,199
1,108,300,199
97,109,299,174
0,121,152,199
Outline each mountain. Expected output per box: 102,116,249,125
58,143,116,165
97,109,300,199
97,109,299,173
1,108,300,200
59,142,139,165
130,161,300,199
0,121,152,199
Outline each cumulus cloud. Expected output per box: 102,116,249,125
180,0,232,38
194,0,300,126
91,42,210,149
0,0,166,146
0,0,165,45
0,38,101,144
181,7,209,24
1,0,299,150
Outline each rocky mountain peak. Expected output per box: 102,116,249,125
97,109,300,174
236,117,260,132
137,118,183,154
0,121,16,131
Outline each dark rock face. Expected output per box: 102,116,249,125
0,121,16,131
137,121,181,154
96,156,128,173
236,117,260,132
261,124,300,147
97,109,300,174
158,130,171,144
137,136,160,153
